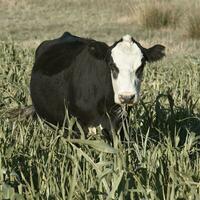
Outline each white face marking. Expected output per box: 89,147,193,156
111,35,144,104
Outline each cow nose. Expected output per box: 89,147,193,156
118,94,135,104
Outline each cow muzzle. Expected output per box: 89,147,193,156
118,93,135,105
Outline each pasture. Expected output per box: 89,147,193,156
0,0,200,199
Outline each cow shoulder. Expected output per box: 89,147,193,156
88,41,109,60
67,40,113,116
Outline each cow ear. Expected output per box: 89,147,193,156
88,41,109,60
143,44,165,62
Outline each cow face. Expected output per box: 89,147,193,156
109,35,165,105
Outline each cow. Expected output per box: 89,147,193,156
30,32,165,139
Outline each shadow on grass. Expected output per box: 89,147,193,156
125,91,200,200
130,90,200,146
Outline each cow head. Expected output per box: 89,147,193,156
109,35,165,105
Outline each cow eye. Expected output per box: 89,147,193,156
136,58,146,78
136,65,144,78
110,63,119,79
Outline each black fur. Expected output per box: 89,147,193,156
30,32,165,137
31,32,118,134
136,58,146,78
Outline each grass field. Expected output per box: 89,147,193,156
0,0,200,199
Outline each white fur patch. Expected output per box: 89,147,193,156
111,35,144,104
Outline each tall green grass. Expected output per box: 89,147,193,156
0,40,200,199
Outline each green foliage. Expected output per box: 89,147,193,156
0,40,200,199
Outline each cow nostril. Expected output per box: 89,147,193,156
118,94,135,103
129,94,135,101
127,94,135,102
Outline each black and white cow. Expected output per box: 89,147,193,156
30,32,165,137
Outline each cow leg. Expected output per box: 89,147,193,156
99,115,119,143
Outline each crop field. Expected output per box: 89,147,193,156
0,0,200,199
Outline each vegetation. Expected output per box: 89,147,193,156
188,13,200,39
0,0,200,199
138,1,181,29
